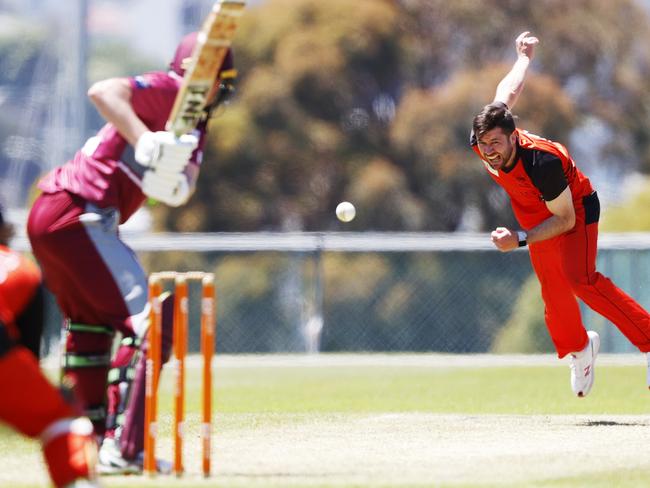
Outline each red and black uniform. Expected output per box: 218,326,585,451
471,128,650,357
0,245,44,357
0,246,97,487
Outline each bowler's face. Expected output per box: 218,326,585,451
476,127,516,171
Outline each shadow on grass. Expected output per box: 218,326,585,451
578,420,649,427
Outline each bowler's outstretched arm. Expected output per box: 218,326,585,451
493,31,539,109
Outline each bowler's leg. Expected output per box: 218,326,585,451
562,221,650,352
529,241,589,358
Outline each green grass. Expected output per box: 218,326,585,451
199,364,648,414
2,357,649,487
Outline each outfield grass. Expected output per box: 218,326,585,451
207,361,648,415
1,354,649,487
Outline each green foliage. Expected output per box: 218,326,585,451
390,66,577,230
321,251,531,352
491,275,554,353
153,0,650,233
139,0,650,356
600,178,650,231
184,0,403,232
164,0,650,355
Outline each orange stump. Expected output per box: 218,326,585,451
143,272,215,477
173,276,188,475
201,275,215,477
144,277,163,476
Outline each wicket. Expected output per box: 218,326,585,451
144,271,216,477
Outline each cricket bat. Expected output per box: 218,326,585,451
166,0,246,137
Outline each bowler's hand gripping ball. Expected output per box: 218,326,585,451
336,201,356,222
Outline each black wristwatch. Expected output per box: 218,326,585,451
517,230,528,247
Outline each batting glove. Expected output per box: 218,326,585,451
134,131,198,173
141,168,191,207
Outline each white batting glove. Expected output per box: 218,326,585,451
135,131,198,173
141,168,191,207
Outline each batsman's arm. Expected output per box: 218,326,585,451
493,31,539,109
89,78,198,172
88,78,149,146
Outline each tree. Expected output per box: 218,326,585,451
159,0,650,233
151,0,650,354
162,0,404,232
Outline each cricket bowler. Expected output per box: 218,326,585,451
470,31,650,397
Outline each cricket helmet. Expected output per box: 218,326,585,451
169,31,237,114
169,31,235,77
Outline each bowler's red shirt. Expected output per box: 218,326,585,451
471,128,594,230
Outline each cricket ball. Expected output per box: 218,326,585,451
336,201,356,222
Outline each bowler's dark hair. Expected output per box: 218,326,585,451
472,101,516,139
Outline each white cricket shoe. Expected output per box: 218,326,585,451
98,437,172,475
62,480,101,488
97,438,173,475
97,438,140,475
569,330,600,397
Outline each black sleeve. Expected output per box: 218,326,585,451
14,284,44,358
0,321,15,358
529,152,568,201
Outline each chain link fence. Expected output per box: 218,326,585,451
29,232,650,356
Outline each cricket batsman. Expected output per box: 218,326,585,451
470,31,650,397
0,208,99,487
26,30,237,474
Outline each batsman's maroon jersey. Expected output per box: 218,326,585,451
37,71,207,224
470,128,594,230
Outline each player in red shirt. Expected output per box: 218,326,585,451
471,32,650,397
26,32,236,474
0,208,99,487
